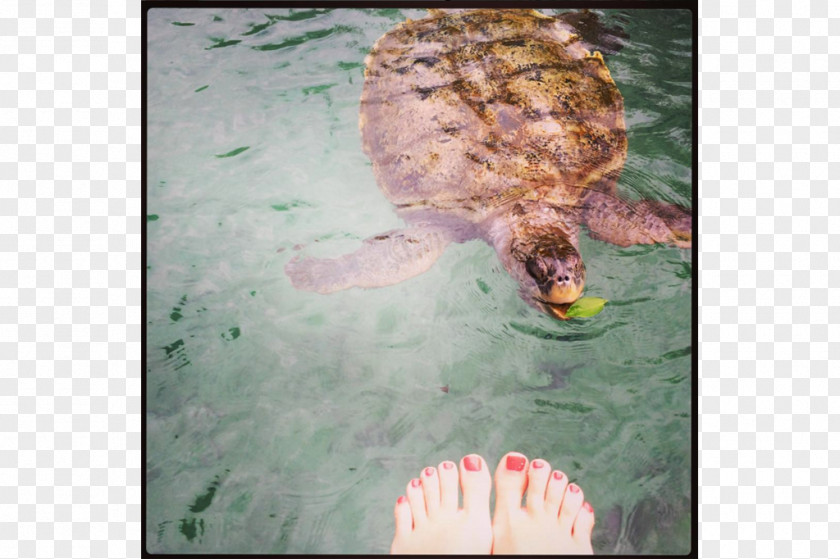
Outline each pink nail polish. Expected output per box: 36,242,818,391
442,461,454,470
583,502,593,512
411,478,421,488
424,467,435,477
506,455,526,471
397,496,407,505
463,456,481,471
553,471,565,481
532,459,545,469
569,484,580,493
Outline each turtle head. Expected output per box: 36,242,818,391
518,237,586,320
491,203,586,320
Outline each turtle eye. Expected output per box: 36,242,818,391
525,258,548,282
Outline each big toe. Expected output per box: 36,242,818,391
493,452,529,514
459,454,491,515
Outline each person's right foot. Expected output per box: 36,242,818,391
491,452,595,555
390,454,492,555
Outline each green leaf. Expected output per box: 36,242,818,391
565,297,607,318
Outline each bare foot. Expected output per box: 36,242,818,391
492,452,595,555
390,454,493,554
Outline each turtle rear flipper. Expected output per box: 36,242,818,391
582,191,691,249
285,228,451,294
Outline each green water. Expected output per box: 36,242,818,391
146,8,692,554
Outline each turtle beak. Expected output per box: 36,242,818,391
534,281,584,320
539,301,572,320
541,281,584,305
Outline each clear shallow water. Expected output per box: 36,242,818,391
145,8,692,554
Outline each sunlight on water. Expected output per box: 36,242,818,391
146,8,692,554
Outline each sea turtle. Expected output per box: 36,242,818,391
285,9,691,319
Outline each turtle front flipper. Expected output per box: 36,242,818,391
285,228,451,294
582,191,692,249
555,9,629,56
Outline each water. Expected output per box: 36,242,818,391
145,8,692,554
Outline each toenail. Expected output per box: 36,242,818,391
397,496,407,505
442,462,455,470
424,467,435,477
411,478,421,488
569,484,580,493
506,455,526,471
532,459,545,469
463,456,481,471
553,471,565,481
583,501,593,512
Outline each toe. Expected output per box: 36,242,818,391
573,501,595,546
557,482,585,532
459,454,491,514
394,495,413,537
493,452,529,512
438,460,459,512
421,466,441,515
406,477,427,526
525,458,551,514
545,469,569,517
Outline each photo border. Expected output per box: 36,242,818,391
141,1,698,556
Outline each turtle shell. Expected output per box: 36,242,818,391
359,9,627,215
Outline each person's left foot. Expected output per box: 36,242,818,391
390,454,493,554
